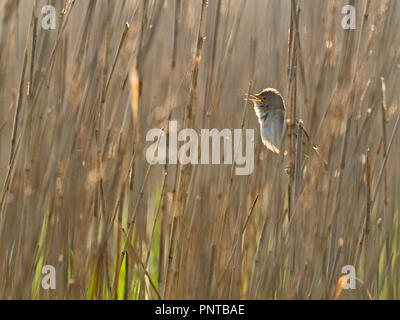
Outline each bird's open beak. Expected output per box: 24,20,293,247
245,94,261,103
248,98,261,103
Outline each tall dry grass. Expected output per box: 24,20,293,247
0,0,399,299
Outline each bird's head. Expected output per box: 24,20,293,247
248,88,285,111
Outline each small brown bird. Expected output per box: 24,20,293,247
248,87,322,161
248,88,286,153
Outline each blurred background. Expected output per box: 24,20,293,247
0,0,399,299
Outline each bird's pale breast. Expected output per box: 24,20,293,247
259,109,285,153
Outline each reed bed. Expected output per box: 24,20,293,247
0,0,399,299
